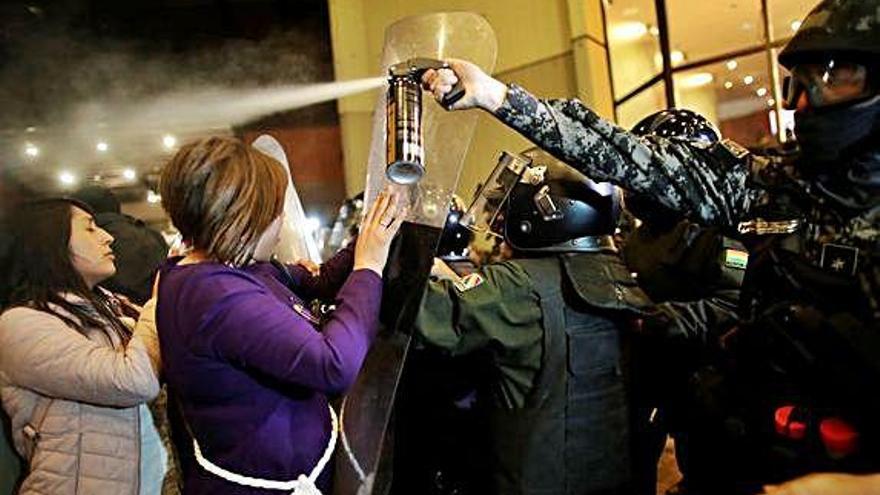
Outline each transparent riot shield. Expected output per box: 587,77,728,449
251,134,322,264
362,11,497,228
335,12,496,495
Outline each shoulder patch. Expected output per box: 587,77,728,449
453,273,485,292
724,248,749,270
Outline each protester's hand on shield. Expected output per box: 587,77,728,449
421,58,508,112
353,188,408,277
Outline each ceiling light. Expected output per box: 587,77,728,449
670,50,685,64
648,25,660,37
743,75,755,85
756,87,768,97
768,98,776,107
791,20,802,32
59,171,77,187
724,81,734,90
25,126,36,133
123,168,137,181
24,143,39,158
147,190,162,204
96,141,109,152
162,134,177,150
679,72,715,88
611,22,648,41
726,60,738,71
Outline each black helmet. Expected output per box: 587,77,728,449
779,1,880,164
503,148,619,253
627,109,720,228
631,109,721,149
437,195,473,259
779,0,880,69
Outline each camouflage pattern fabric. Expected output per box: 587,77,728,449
493,84,879,320
779,0,880,67
495,84,761,227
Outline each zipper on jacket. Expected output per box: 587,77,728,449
135,405,141,495
75,403,81,495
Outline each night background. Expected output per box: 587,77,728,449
0,0,345,226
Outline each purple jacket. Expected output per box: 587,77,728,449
156,246,381,494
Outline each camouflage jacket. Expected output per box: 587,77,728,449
494,85,880,347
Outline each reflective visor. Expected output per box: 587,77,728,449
783,60,870,110
462,151,531,236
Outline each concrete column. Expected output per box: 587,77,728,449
327,0,380,196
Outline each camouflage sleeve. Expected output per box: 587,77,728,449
494,84,762,227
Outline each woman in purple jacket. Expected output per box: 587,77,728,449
156,136,405,494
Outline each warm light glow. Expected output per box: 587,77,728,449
648,26,660,37
654,50,686,69
724,81,734,90
96,141,109,152
611,22,648,41
679,72,714,88
743,75,755,85
24,143,39,157
670,50,685,64
306,216,321,232
162,134,177,150
756,87,768,97
726,60,738,71
791,20,802,32
147,190,162,204
768,98,777,107
123,168,137,180
59,171,77,186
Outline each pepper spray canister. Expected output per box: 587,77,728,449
385,58,466,185
386,65,424,185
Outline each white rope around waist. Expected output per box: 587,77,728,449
191,404,338,495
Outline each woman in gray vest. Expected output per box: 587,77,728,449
413,149,654,495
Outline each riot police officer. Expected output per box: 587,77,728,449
422,0,880,493
413,149,653,495
623,110,745,495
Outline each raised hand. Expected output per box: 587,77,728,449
353,189,408,277
421,58,508,112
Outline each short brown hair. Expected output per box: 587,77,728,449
160,136,287,266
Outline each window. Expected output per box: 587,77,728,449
604,0,819,148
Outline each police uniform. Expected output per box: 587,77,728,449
411,151,654,495
485,3,880,487
620,110,748,495
624,219,747,495
415,252,652,495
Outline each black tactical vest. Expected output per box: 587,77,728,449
491,252,652,495
719,150,880,485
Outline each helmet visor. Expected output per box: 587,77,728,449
462,151,530,236
783,60,870,110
